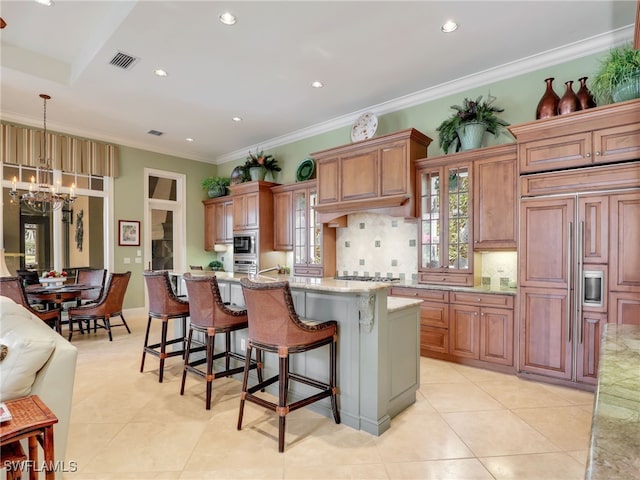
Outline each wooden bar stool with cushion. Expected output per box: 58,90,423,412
67,272,131,341
141,270,190,382
180,273,260,410
238,278,340,453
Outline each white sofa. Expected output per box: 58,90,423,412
0,296,77,479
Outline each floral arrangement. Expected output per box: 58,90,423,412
244,149,280,171
42,270,68,279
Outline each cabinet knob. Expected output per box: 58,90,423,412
585,152,591,158
474,312,478,316
477,298,481,302
441,277,446,281
595,151,601,156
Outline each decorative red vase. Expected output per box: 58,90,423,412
558,80,581,115
576,77,596,110
536,77,560,119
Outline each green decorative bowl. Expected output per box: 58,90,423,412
612,71,640,103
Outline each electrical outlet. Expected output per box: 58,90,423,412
123,257,131,264
497,264,505,272
240,338,246,352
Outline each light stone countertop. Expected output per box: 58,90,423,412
387,296,423,313
585,323,640,480
391,280,518,296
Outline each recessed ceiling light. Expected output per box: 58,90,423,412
35,0,54,5
441,20,458,33
311,81,324,89
154,69,168,77
186,137,194,142
232,116,242,123
219,12,236,25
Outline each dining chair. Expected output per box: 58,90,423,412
75,268,107,306
15,270,40,286
238,277,340,452
0,277,63,333
180,273,260,410
67,272,131,341
141,270,190,382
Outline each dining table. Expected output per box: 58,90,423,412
25,283,98,333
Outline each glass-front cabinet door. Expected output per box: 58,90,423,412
294,188,322,270
418,160,473,286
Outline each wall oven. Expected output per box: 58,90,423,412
233,232,256,256
233,257,257,274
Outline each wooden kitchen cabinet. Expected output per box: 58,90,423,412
576,311,606,385
312,128,431,223
609,192,640,293
229,180,278,232
416,156,474,286
511,99,640,174
203,196,233,250
390,287,514,368
473,144,518,249
271,180,336,278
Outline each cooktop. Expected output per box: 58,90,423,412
334,275,400,283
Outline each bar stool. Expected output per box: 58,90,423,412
141,270,189,382
238,278,340,452
181,273,260,410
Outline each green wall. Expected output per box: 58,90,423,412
114,146,217,308
116,51,605,308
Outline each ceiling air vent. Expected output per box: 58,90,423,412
147,130,164,136
109,51,139,70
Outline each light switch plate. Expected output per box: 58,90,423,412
134,257,142,263
136,249,141,257
123,257,131,264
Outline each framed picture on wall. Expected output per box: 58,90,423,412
118,220,140,246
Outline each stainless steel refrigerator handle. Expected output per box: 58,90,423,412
567,221,573,342
578,221,584,344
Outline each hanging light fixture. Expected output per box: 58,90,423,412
9,93,76,214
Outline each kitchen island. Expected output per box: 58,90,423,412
171,272,422,436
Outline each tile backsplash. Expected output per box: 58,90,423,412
336,213,418,280
335,212,518,286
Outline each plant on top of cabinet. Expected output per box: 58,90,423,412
242,149,281,182
436,95,510,153
591,44,640,105
201,176,230,198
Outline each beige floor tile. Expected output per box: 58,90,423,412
285,463,389,479
450,363,517,384
567,449,589,465
81,421,207,473
387,458,494,479
180,468,284,479
512,405,594,451
480,452,586,480
374,413,474,462
420,382,505,413
64,473,182,480
477,378,575,409
539,383,595,405
441,410,559,457
64,423,126,473
420,358,470,384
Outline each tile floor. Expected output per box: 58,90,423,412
63,312,595,479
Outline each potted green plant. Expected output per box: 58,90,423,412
201,176,230,198
591,44,640,105
242,149,281,181
436,95,510,153
208,259,224,271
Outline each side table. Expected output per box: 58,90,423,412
0,395,58,480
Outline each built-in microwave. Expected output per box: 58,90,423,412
233,232,256,256
583,270,604,308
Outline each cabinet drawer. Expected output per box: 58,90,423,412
518,132,591,173
421,326,449,355
421,301,449,328
389,287,449,303
419,273,473,287
294,266,323,277
450,291,514,308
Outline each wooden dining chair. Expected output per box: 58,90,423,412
67,272,131,341
75,268,107,306
0,277,62,333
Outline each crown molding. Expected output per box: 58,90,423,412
214,25,634,165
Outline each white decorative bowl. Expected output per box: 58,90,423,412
39,277,65,288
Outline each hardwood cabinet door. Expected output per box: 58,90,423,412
380,141,408,196
203,202,216,251
575,311,606,385
479,307,514,366
578,194,608,264
593,122,640,165
232,195,246,230
244,192,259,229
223,201,234,243
214,202,226,245
519,287,572,380
273,191,293,251
449,304,479,359
520,196,574,289
609,192,640,292
340,148,378,201
317,157,339,204
518,132,592,173
609,291,640,325
474,154,517,249
421,327,449,355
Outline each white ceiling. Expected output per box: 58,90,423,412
0,1,636,165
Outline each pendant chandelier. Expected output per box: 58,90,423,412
9,94,76,214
